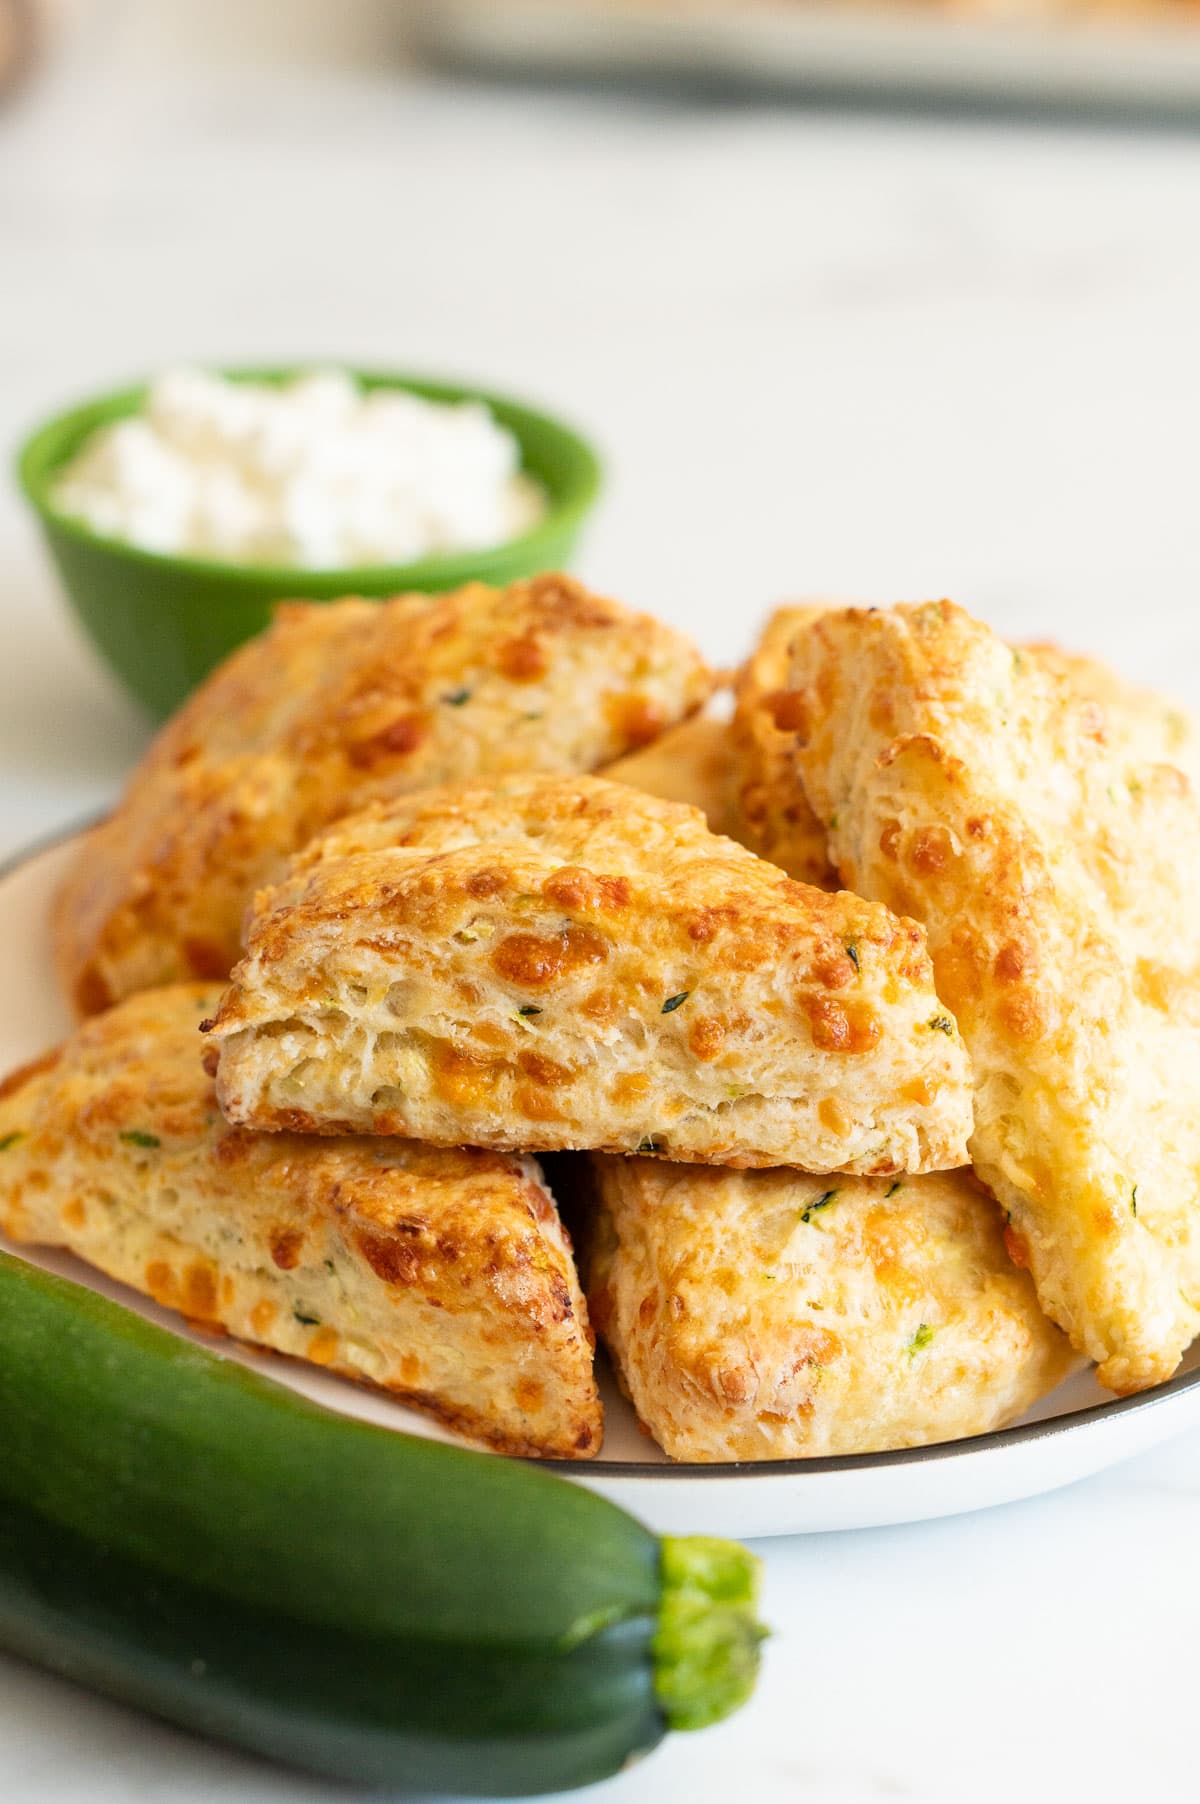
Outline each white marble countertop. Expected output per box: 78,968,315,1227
3,4,1200,1800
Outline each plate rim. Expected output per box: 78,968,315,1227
14,821,1200,1485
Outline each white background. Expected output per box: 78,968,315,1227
3,3,1200,1799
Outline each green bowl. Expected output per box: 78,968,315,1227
16,367,603,720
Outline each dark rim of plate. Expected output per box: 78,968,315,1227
11,821,1200,1481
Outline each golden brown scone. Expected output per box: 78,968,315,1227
0,985,600,1459
54,574,711,1016
604,709,742,839
581,1155,1074,1461
206,773,973,1174
729,612,1200,890
788,599,1200,1394
1025,642,1200,782
732,606,838,887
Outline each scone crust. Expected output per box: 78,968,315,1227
0,984,600,1458
54,574,710,1016
207,773,972,1174
788,599,1200,1392
583,1155,1074,1461
1025,641,1199,780
604,711,743,840
731,605,838,887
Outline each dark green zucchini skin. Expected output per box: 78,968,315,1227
0,1252,665,1794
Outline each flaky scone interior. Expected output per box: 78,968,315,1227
206,774,974,1175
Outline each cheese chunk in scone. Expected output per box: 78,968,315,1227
0,985,601,1459
205,774,973,1175
604,709,743,840
731,606,838,889
787,599,1200,1394
580,1155,1075,1461
53,574,711,1017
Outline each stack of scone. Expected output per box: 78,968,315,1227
8,575,1196,1463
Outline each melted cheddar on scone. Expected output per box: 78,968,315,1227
787,599,1200,1394
54,574,710,1017
0,985,600,1458
205,774,972,1174
581,1155,1074,1461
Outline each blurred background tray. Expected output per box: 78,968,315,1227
413,0,1200,112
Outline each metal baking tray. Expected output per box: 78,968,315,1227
412,0,1200,112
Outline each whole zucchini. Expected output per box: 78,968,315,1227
0,1251,764,1795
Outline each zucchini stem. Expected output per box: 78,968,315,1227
652,1535,767,1731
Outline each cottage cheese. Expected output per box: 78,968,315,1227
51,368,547,568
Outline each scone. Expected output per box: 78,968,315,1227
604,709,742,840
1025,642,1199,781
729,607,1198,891
54,574,711,1016
580,1155,1074,1461
731,606,837,888
0,985,600,1459
787,599,1200,1393
205,774,973,1174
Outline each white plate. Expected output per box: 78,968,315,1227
413,0,1200,111
7,828,1200,1538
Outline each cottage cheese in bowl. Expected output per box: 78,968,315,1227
50,368,547,569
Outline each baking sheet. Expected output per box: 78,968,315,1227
412,0,1200,111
